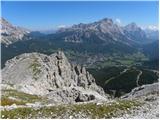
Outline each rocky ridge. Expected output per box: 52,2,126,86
123,22,147,43
58,18,136,45
2,51,107,103
1,17,158,46
57,18,154,45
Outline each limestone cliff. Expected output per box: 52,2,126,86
2,51,107,103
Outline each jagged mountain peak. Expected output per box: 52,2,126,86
0,17,15,32
0,17,12,26
58,17,128,44
71,18,114,29
2,51,107,103
98,18,113,24
124,22,147,42
127,22,137,26
0,17,29,31
125,22,140,31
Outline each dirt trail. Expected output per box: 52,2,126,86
136,70,142,87
105,68,129,85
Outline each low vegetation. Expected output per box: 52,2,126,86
1,100,141,119
1,98,26,106
105,68,139,95
1,89,43,106
89,65,159,97
29,58,41,80
139,69,158,85
88,66,126,87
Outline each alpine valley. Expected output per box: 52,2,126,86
1,17,159,119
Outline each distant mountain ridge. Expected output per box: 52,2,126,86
1,17,158,46
57,18,158,45
1,17,159,67
145,29,159,41
0,18,31,45
123,23,147,43
57,18,137,46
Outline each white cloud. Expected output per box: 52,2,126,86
57,25,67,28
115,18,122,25
147,25,159,31
141,25,159,31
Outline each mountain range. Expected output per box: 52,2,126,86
1,17,159,67
1,17,158,45
1,17,159,119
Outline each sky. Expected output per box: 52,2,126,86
1,1,159,31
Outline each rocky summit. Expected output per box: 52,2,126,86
57,18,134,45
2,51,107,103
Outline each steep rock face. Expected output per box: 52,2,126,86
0,17,30,45
57,18,137,46
2,51,106,103
123,23,147,43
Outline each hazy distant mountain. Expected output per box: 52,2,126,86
145,29,159,40
143,40,159,60
0,18,31,45
39,29,57,34
1,17,159,67
123,23,147,43
57,18,137,46
28,31,45,37
1,17,154,47
1,17,157,46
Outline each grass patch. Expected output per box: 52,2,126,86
1,98,26,106
2,89,43,104
1,100,140,119
29,58,41,80
117,59,134,65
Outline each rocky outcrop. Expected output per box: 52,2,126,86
121,82,158,99
120,83,159,119
2,51,107,103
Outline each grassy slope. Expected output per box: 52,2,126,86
1,100,140,119
1,89,44,106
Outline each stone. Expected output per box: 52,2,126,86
2,51,107,104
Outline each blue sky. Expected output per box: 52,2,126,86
1,1,159,30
